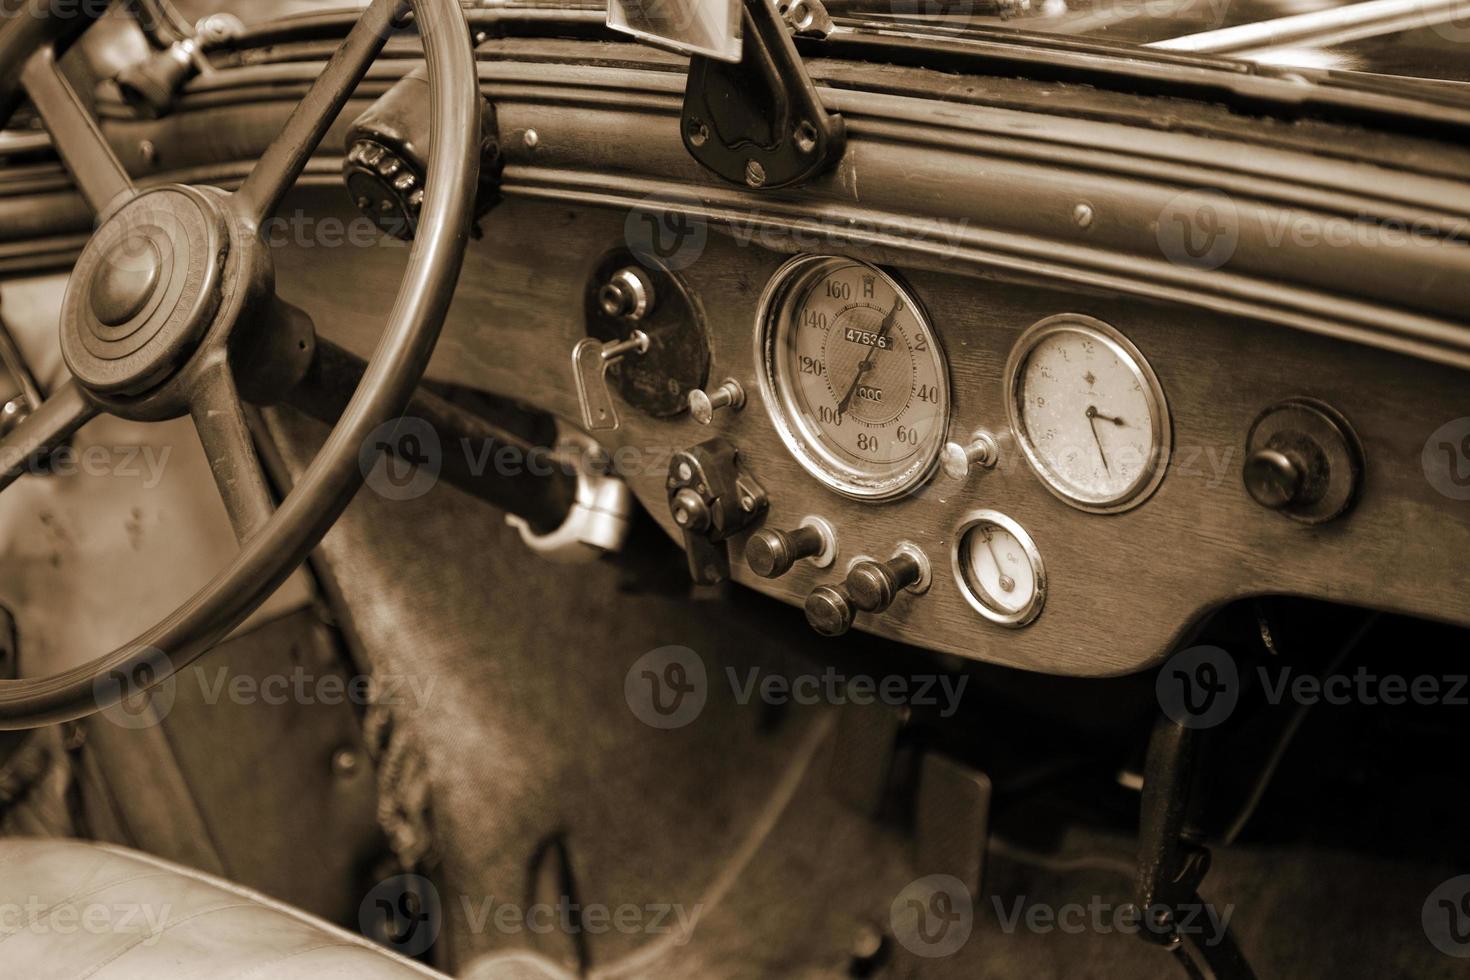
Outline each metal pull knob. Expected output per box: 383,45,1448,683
940,430,999,480
745,517,835,579
846,552,925,613
804,544,930,637
805,584,856,637
689,378,746,425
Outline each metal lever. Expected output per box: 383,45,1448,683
573,330,649,431
1133,713,1257,980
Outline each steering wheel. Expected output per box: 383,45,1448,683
0,0,479,729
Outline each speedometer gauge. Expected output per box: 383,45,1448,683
757,256,949,500
1006,314,1170,513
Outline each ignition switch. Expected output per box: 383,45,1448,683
667,439,768,585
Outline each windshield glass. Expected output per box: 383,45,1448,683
826,0,1470,83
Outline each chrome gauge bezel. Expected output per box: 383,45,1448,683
1005,314,1171,514
756,255,951,502
952,510,1046,628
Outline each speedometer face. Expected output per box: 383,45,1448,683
1006,315,1170,513
758,257,949,500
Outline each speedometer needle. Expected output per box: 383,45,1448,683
836,298,902,416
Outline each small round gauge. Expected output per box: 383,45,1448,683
757,256,950,500
1006,315,1170,513
953,510,1045,627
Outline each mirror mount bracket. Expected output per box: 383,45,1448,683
680,0,845,190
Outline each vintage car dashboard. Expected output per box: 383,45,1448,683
6,20,1470,677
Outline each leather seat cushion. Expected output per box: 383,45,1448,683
0,837,447,979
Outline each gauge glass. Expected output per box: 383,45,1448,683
954,511,1045,627
758,257,949,500
1007,315,1170,513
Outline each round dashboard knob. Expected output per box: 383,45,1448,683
1243,448,1305,510
805,585,856,637
846,553,924,613
745,518,834,579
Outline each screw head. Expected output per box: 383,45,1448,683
1073,203,1095,228
745,160,767,188
794,120,818,154
687,118,710,147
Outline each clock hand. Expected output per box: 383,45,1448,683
1086,406,1112,474
836,298,902,416
1091,408,1126,426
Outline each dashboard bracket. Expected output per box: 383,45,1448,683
680,0,846,190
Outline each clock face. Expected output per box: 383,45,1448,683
1008,316,1170,513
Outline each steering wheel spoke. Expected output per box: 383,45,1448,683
232,0,405,227
0,379,99,495
189,363,276,545
20,47,136,216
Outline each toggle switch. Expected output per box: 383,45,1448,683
745,516,835,578
689,378,746,425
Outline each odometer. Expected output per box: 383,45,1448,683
757,256,949,500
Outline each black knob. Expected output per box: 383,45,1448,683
746,524,826,579
1244,448,1304,510
805,585,856,637
846,554,923,613
1244,434,1327,512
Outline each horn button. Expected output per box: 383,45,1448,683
61,185,230,396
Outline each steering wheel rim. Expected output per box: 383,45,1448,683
0,0,480,729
